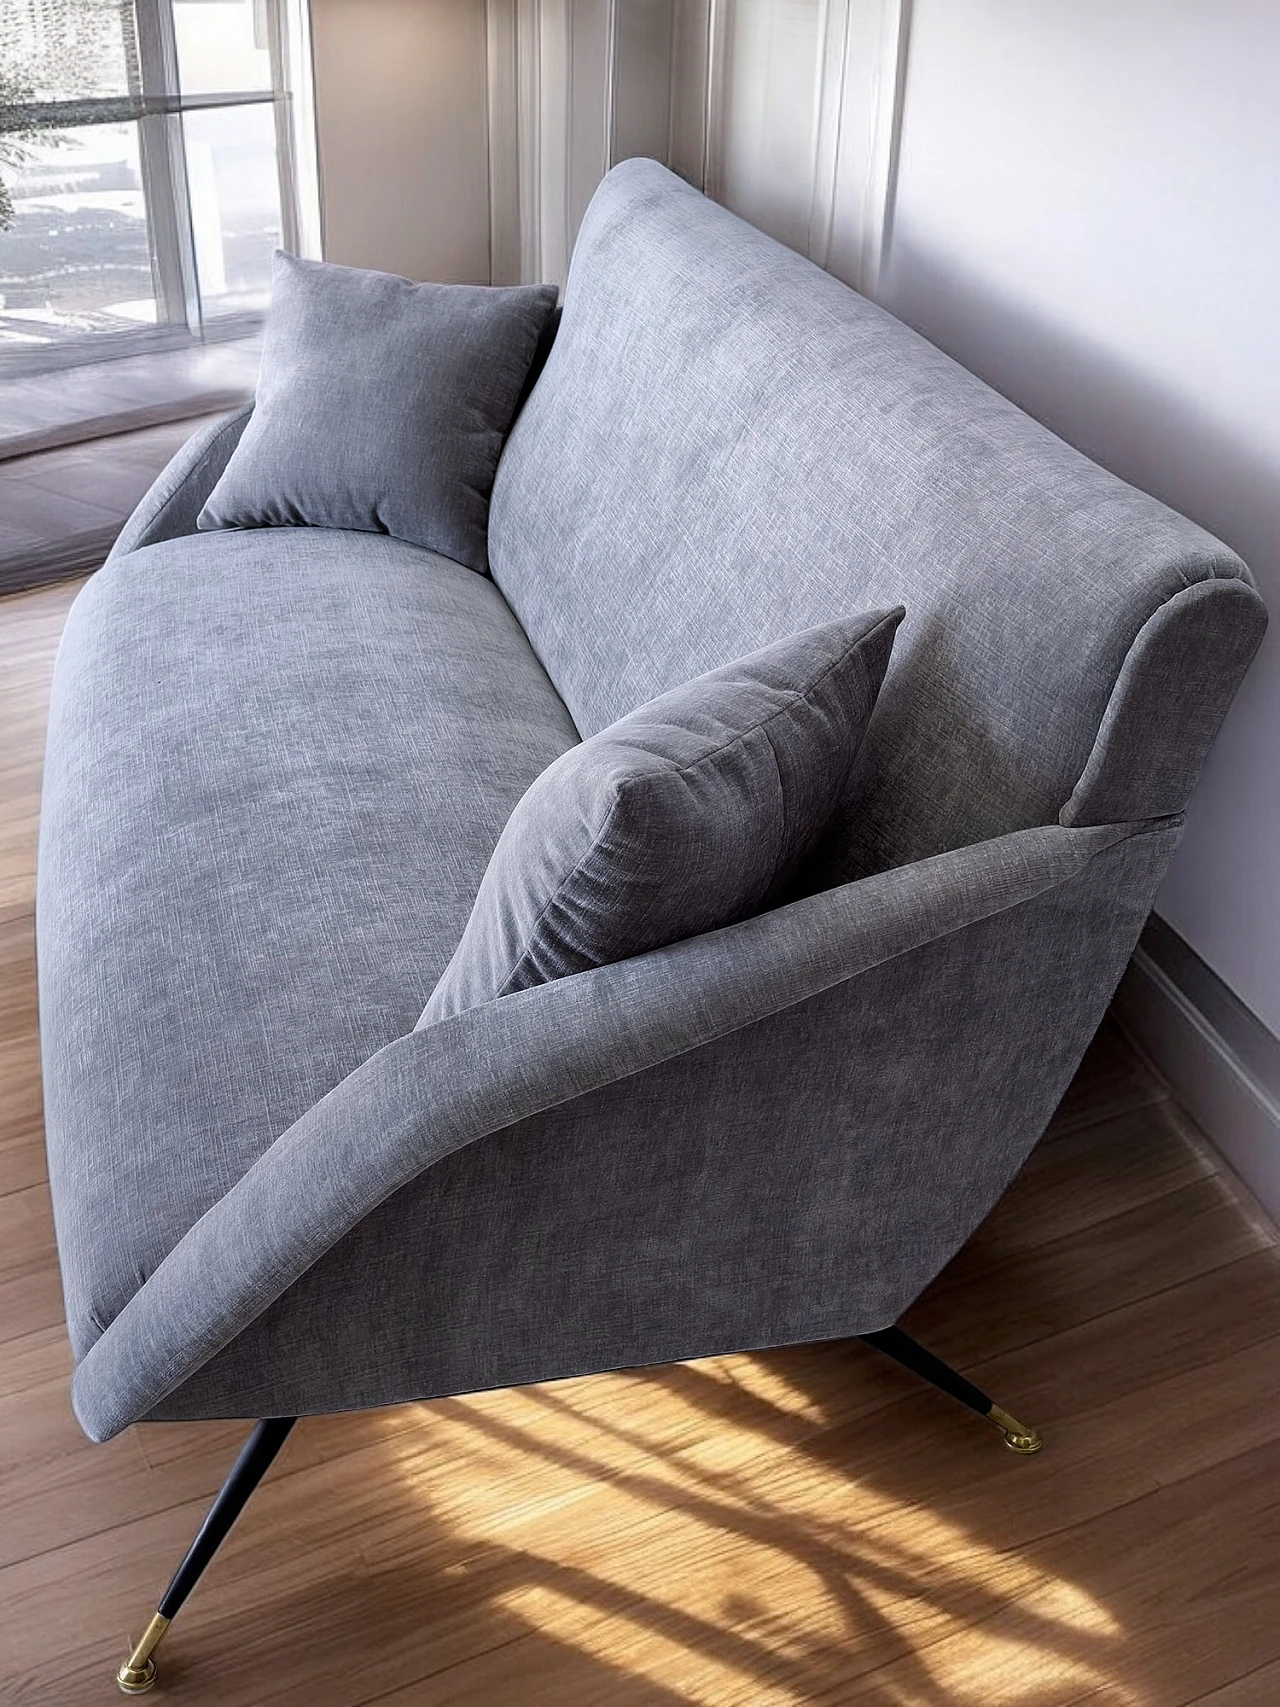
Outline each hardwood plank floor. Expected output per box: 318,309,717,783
0,421,226,597
2,577,1279,1707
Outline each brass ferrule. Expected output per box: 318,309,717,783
987,1404,1045,1455
116,1611,171,1695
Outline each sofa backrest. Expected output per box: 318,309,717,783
488,160,1265,879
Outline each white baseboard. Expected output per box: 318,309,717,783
1114,947,1280,1226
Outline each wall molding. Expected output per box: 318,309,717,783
1114,923,1280,1227
669,0,711,187
486,0,689,288
487,0,907,292
853,0,911,296
704,0,909,297
485,0,522,285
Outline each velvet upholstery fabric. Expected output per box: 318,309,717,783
423,611,901,1023
489,161,1266,880
38,162,1268,1443
108,404,252,562
73,817,1172,1439
198,253,558,571
39,528,579,1359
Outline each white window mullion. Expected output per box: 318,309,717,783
268,0,322,260
133,0,201,333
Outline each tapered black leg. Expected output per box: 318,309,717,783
862,1326,1043,1454
116,1417,297,1694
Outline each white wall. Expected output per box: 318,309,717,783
877,0,1280,1035
309,0,491,283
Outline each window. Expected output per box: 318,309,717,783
0,0,318,372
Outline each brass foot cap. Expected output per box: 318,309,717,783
116,1657,158,1694
1000,1427,1045,1455
988,1405,1044,1455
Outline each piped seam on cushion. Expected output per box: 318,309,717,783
608,607,902,786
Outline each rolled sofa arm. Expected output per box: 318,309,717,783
71,817,1140,1440
107,404,253,563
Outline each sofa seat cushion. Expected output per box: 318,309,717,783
37,526,581,1354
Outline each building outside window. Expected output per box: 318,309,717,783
0,0,318,374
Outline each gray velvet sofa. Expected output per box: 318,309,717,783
38,159,1266,1691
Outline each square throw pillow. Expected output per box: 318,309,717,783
197,251,559,572
419,608,904,1025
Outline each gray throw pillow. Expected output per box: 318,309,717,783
197,252,558,572
420,608,904,1024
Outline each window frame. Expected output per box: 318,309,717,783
0,0,314,377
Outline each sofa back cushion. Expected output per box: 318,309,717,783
421,609,900,1023
488,160,1262,878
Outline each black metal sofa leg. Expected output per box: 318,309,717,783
116,1416,297,1695
861,1326,1044,1455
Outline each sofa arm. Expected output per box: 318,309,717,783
70,816,1146,1440
107,405,253,563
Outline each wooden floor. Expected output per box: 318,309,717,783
0,418,225,597
3,579,1280,1707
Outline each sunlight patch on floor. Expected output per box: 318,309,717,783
374,1352,1138,1706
